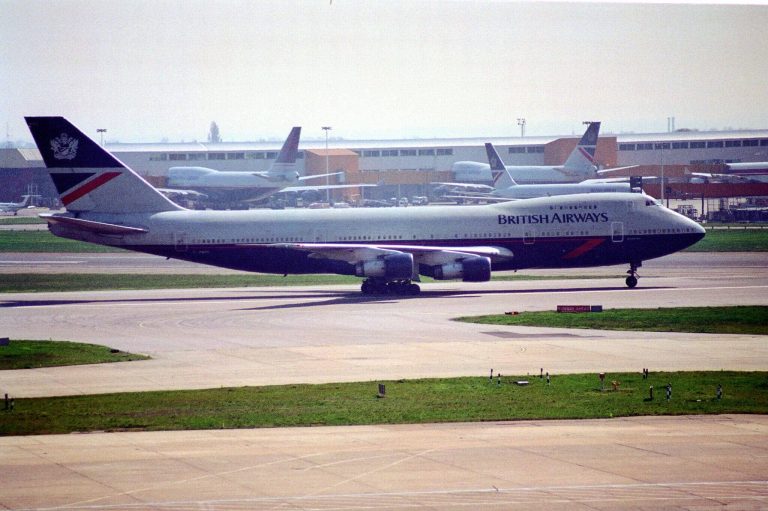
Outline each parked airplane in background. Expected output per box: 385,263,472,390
468,143,634,201
0,195,37,215
165,127,370,204
27,116,705,293
450,122,603,185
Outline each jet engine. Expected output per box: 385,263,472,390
433,256,491,282
355,253,414,280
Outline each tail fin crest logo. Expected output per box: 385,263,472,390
51,133,79,160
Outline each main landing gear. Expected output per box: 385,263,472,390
625,262,641,288
361,278,420,296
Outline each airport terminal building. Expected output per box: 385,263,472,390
2,128,768,219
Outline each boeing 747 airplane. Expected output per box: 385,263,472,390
27,117,704,293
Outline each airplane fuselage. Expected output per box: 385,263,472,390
452,162,594,184
51,193,703,276
494,182,631,199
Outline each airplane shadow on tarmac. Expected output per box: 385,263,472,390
234,285,671,311
0,285,671,311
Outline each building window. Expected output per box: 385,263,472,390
508,147,525,154
227,152,245,160
149,153,168,161
418,149,435,156
619,144,636,151
725,140,742,148
742,140,759,147
760,139,768,146
381,149,398,157
363,150,380,157
297,151,304,159
690,141,705,149
169,153,187,161
636,143,653,150
436,148,453,156
400,149,417,156
188,153,205,160
266,151,278,159
526,146,544,153
671,142,689,149
707,141,724,148
654,143,670,150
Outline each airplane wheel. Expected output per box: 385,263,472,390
361,280,373,294
625,275,638,288
408,283,421,295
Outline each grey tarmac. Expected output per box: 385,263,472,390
1,253,767,397
1,252,767,511
1,415,767,511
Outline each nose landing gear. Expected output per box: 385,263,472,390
626,262,641,288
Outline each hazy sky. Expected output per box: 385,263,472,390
2,0,768,143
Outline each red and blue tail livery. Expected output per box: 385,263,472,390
25,117,180,214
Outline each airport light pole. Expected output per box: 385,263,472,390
322,126,332,203
97,128,107,147
517,118,526,138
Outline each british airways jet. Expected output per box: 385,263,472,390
450,122,604,185
479,142,634,200
26,117,704,294
164,127,371,203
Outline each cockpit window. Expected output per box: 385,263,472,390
645,198,662,206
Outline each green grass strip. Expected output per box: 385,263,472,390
0,217,46,225
0,231,122,252
1,372,765,436
0,273,363,292
0,273,619,293
688,228,768,251
0,340,149,370
457,306,768,335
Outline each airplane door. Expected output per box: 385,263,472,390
611,222,624,243
524,229,536,245
174,232,188,252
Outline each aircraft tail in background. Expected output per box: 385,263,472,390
25,116,182,214
561,121,600,177
486,143,516,188
266,126,301,180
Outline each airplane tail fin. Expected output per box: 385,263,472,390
25,117,182,214
267,127,301,177
486,143,516,188
562,121,600,176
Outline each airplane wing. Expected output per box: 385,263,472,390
434,182,495,192
297,172,344,182
442,194,516,203
274,243,514,265
157,188,208,197
596,165,640,175
281,183,377,193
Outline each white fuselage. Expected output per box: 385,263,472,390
53,193,704,275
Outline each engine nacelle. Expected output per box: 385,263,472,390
433,256,491,282
355,253,414,279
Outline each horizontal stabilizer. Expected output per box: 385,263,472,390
40,214,148,235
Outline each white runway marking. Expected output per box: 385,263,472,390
14,481,768,510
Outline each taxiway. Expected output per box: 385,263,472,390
1,252,766,510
